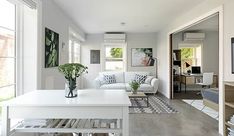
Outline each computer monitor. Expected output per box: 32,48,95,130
191,66,201,74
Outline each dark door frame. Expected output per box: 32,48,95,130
169,34,173,99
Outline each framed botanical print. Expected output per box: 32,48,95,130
45,27,59,68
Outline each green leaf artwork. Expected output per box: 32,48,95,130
45,28,59,68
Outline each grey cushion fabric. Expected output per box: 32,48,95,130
103,74,116,84
201,88,219,104
135,74,147,84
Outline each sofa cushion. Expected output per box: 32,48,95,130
125,83,153,91
99,72,124,83
145,76,154,84
103,74,116,84
100,83,126,89
135,74,147,84
125,72,150,83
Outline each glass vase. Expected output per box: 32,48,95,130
132,89,138,94
65,78,77,98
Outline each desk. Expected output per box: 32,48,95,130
180,74,218,93
1,89,131,136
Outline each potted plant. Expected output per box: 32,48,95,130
58,63,88,98
129,80,141,94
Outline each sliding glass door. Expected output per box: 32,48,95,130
0,0,16,105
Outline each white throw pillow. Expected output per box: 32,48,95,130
145,76,154,84
99,76,106,85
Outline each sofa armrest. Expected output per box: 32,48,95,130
151,78,159,94
94,77,102,89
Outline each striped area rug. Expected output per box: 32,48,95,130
129,95,178,114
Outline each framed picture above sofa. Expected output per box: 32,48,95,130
131,48,154,67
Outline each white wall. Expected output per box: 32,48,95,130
22,6,38,94
172,31,219,74
156,0,234,134
127,33,157,73
39,0,85,89
203,31,219,74
81,34,103,88
81,33,157,88
223,0,234,81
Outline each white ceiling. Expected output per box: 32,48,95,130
184,14,219,32
53,0,205,34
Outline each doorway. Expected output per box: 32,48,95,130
170,13,219,99
169,13,220,121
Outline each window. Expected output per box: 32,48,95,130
0,0,16,106
104,44,126,71
180,44,202,73
69,39,81,63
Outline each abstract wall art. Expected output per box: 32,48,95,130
131,48,154,67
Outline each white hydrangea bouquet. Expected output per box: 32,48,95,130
58,63,88,98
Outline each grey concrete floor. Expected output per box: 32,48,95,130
129,98,219,136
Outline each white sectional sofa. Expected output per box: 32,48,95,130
94,71,159,94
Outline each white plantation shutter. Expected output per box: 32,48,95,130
18,0,37,9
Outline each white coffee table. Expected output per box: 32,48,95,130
1,89,131,136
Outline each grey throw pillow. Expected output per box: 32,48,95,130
135,74,147,84
103,74,116,84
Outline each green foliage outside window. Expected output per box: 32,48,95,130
181,48,194,59
181,48,194,73
110,48,123,58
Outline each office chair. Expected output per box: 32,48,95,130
196,72,214,94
